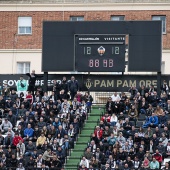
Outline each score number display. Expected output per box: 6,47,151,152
75,34,126,72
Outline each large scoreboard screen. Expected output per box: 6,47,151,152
75,34,126,72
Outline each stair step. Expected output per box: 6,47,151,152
65,107,103,169
85,120,99,123
65,165,79,168
73,143,87,148
73,148,86,152
88,114,101,116
76,141,88,145
68,156,82,159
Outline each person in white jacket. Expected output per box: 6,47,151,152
110,113,118,126
80,156,89,168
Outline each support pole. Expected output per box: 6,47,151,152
44,72,48,92
88,72,90,95
157,71,161,96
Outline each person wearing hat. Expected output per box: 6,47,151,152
16,75,28,98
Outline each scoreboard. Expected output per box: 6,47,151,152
75,34,126,72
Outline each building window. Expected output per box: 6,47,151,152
111,16,125,21
18,17,32,35
152,16,166,34
70,16,84,21
17,62,30,74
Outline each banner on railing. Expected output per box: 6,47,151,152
0,74,169,92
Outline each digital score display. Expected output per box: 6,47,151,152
75,34,126,72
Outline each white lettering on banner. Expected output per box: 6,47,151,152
2,79,62,87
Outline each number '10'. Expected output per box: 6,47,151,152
89,59,113,67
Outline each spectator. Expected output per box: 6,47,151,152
16,163,25,170
12,132,23,148
94,126,103,140
7,110,16,127
3,133,13,148
80,156,89,169
123,118,133,131
60,76,68,95
151,91,160,107
16,75,28,98
2,83,10,101
18,104,27,119
22,98,30,110
159,111,167,128
143,112,158,128
149,85,156,96
42,149,53,166
107,133,117,146
37,117,46,130
101,112,111,126
152,149,162,167
4,98,13,114
25,140,36,156
162,162,170,170
128,86,138,100
106,97,114,115
161,80,169,95
149,157,159,169
36,133,46,149
0,118,12,133
82,92,93,113
23,124,34,141
84,147,93,161
110,113,118,127
16,140,25,155
26,70,43,97
111,92,121,102
142,156,150,169
128,105,138,124
56,146,65,164
68,76,79,101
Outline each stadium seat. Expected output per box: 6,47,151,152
135,121,144,128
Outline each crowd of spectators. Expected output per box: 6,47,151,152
79,81,170,170
0,72,93,170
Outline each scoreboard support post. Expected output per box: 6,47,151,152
44,72,48,92
157,71,161,96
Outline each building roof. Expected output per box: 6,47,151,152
0,0,170,4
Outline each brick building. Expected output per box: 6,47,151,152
0,0,170,74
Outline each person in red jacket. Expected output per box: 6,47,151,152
152,149,163,167
12,132,23,148
94,126,103,140
101,112,111,126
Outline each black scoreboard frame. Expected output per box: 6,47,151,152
42,21,162,72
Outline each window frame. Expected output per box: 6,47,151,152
70,16,84,21
152,15,166,34
111,15,125,21
18,16,32,35
17,62,30,74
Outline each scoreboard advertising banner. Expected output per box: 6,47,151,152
0,74,169,92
